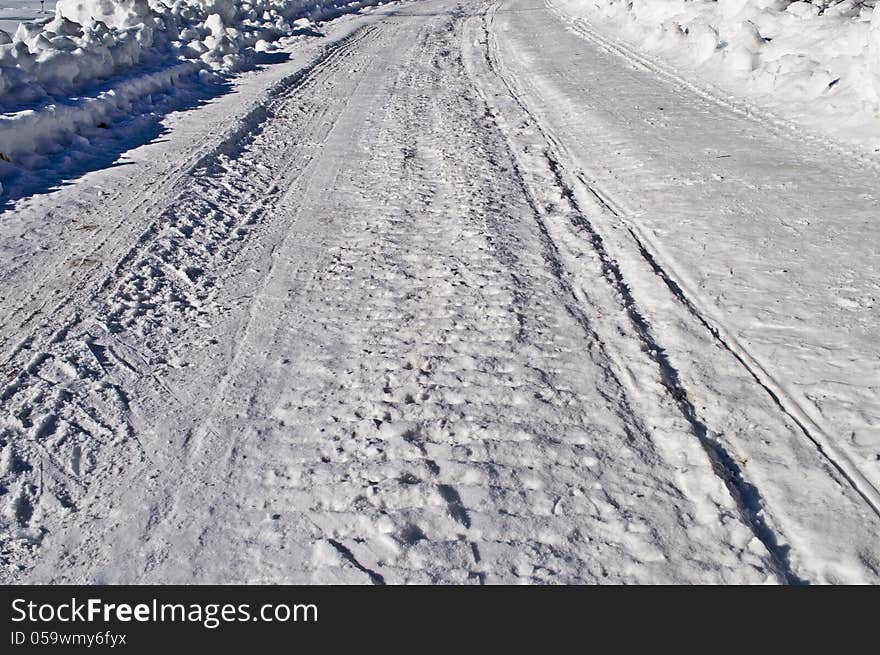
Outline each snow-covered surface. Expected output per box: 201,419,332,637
552,0,880,151
483,0,880,582
0,0,878,584
0,1,48,34
0,0,382,196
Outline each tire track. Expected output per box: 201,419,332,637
539,0,880,519
544,0,880,174
467,0,801,583
0,25,379,374
6,0,810,584
0,22,385,582
577,173,880,520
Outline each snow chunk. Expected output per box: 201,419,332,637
57,0,155,30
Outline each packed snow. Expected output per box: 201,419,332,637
1,0,878,585
0,0,381,195
552,0,880,150
9,0,879,199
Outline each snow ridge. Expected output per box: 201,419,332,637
0,0,382,195
549,13,880,518
471,5,801,583
552,0,880,150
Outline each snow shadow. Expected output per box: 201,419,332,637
0,52,292,212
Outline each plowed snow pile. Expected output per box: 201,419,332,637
553,0,880,150
0,0,378,193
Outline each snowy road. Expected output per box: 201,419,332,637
1,0,878,583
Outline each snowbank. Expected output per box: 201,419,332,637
0,0,380,195
552,0,880,150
